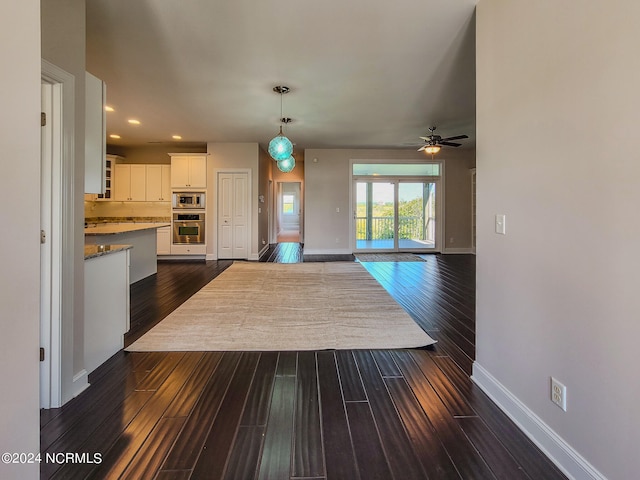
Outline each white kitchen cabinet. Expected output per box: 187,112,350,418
114,164,146,201
171,243,206,255
84,72,106,194
156,226,171,255
170,154,207,188
146,164,171,201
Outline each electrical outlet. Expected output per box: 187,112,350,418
551,377,567,411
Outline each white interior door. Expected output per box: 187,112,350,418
218,172,249,259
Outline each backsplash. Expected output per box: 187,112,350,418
85,200,171,222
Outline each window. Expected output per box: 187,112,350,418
353,163,440,177
282,194,294,214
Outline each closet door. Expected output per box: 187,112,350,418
218,172,248,259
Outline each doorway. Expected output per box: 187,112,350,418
276,182,302,243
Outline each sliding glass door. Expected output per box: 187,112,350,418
398,182,436,249
355,182,395,250
354,177,439,252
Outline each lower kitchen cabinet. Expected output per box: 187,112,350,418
156,226,171,255
171,243,206,255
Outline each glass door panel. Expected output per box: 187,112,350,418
355,182,395,250
398,182,436,250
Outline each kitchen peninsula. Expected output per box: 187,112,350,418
84,244,132,373
84,222,169,283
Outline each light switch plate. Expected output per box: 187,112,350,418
495,214,506,235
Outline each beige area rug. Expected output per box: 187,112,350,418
356,253,426,262
126,262,435,352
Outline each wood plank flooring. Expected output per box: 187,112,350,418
41,245,567,479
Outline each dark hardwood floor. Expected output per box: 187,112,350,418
40,244,567,479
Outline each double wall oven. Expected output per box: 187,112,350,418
172,192,205,245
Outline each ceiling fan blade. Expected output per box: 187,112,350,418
439,141,462,147
419,136,432,141
417,145,427,152
440,134,468,142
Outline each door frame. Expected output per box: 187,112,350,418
276,181,303,243
41,60,78,408
349,160,444,253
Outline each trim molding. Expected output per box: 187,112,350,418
443,247,474,254
472,362,606,480
71,369,89,398
302,248,352,255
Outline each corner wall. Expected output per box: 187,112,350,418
475,1,640,479
0,2,40,478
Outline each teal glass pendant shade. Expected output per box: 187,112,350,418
268,126,293,161
277,156,295,173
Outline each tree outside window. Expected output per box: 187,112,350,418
282,194,295,214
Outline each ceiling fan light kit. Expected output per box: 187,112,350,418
268,86,295,170
424,145,441,155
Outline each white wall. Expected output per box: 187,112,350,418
475,2,640,479
0,1,40,478
304,148,475,254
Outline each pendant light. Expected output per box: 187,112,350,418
277,155,295,173
268,86,293,161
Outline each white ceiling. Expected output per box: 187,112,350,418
86,0,477,153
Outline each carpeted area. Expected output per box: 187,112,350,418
126,261,435,351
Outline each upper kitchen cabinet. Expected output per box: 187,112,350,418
169,154,207,188
84,72,106,194
114,164,146,201
146,164,171,201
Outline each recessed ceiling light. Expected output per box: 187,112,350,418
109,134,121,139
172,135,182,140
127,119,141,125
105,105,114,112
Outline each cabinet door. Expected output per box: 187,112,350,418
161,165,171,200
146,165,162,201
146,165,171,201
113,164,131,201
129,165,147,201
84,72,106,194
188,156,207,188
156,226,171,255
171,156,191,188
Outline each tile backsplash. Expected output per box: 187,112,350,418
85,200,171,222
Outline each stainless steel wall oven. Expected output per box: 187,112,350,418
172,212,205,244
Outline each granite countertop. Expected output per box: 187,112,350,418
84,244,133,260
84,222,171,235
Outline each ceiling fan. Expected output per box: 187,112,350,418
418,126,468,154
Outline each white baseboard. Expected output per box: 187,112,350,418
443,247,474,254
71,369,89,398
302,248,352,255
472,362,606,480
